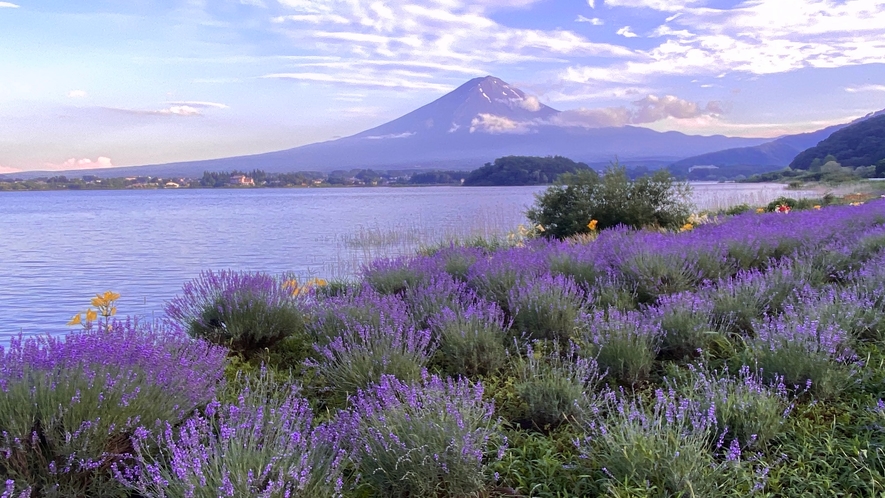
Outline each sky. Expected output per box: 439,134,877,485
1,0,884,173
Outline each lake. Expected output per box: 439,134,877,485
0,183,815,340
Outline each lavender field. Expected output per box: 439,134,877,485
4,198,885,497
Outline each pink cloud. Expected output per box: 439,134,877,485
0,164,21,174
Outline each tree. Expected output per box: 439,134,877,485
526,164,692,239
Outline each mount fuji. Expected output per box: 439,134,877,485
47,76,775,177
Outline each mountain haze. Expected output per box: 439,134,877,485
9,76,778,178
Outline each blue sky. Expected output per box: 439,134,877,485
1,0,884,173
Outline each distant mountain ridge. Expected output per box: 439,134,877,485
669,109,885,174
790,113,885,170
9,75,847,179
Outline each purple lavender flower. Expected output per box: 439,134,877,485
339,372,501,497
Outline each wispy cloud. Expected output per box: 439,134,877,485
67,90,88,98
575,15,603,25
0,164,21,174
268,0,636,91
263,72,455,91
165,101,229,109
845,84,885,93
0,2,19,8
562,0,885,86
103,105,204,116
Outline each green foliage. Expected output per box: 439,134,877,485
513,342,603,431
526,164,692,239
791,114,885,170
507,276,585,342
463,155,590,186
431,309,509,378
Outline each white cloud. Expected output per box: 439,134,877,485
44,156,114,171
559,0,885,89
103,105,204,116
469,113,533,133
67,90,87,98
363,132,415,139
550,94,723,128
269,0,636,91
845,84,885,93
588,0,595,6
0,164,21,174
240,0,266,6
0,2,19,7
263,71,455,91
576,15,603,25
165,101,229,109
616,26,639,37
602,0,705,11
518,95,543,111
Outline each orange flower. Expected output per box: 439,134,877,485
587,219,598,231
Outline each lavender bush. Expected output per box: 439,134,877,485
164,270,307,354
308,289,434,394
670,364,793,449
429,303,509,378
577,308,660,385
653,291,716,360
341,373,503,498
119,369,347,498
515,341,603,430
0,320,226,497
747,315,857,398
507,274,585,342
577,387,758,497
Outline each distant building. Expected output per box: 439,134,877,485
229,175,255,186
164,182,180,188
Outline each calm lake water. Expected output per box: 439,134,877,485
0,183,814,341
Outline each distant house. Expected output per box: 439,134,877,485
229,175,255,186
164,182,180,188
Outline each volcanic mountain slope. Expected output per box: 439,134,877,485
29,76,774,178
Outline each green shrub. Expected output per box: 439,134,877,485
164,270,307,355
514,342,603,431
430,305,509,378
526,164,692,239
507,275,585,342
577,309,659,386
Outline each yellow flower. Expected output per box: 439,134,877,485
587,219,598,231
680,223,694,232
109,307,117,316
813,205,821,210
67,313,82,326
86,309,98,322
536,224,545,232
756,207,765,213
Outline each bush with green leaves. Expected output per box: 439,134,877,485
577,388,762,497
164,270,308,354
340,373,503,498
0,321,226,498
526,164,692,239
429,303,509,378
507,274,585,342
119,369,347,498
514,342,603,430
577,308,660,385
